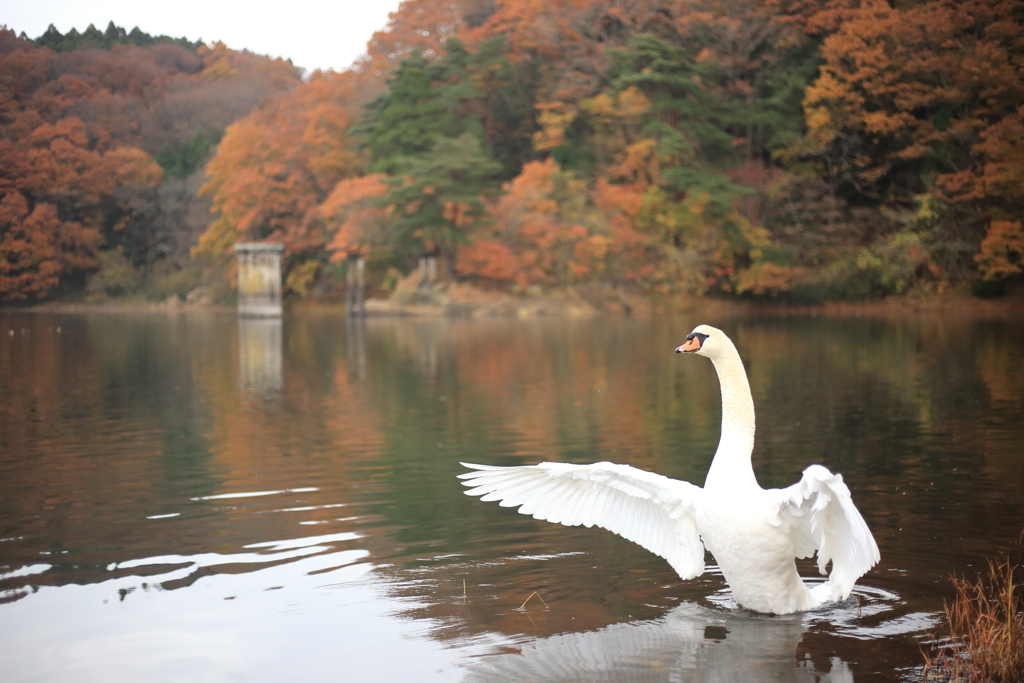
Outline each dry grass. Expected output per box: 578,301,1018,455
923,535,1024,682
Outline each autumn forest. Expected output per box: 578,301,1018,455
2,0,1023,305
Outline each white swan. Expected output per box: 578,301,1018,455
459,324,880,614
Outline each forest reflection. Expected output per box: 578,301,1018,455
0,311,1021,681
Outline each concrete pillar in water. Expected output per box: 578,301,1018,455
234,242,284,317
418,255,437,288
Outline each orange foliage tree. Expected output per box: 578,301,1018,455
360,0,490,77
0,27,166,299
0,116,162,299
195,72,367,264
800,0,1024,279
197,41,301,89
458,158,612,286
467,0,673,101
0,25,307,300
322,174,391,258
187,0,1024,298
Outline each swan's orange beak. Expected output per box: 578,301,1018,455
675,333,704,353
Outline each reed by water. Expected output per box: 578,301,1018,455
923,535,1024,682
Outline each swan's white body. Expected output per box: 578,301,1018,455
459,324,879,614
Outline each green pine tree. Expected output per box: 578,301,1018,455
379,133,501,273
360,40,486,175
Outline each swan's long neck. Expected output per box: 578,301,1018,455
705,339,758,491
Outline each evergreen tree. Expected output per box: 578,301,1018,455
80,24,105,48
103,21,127,46
379,133,501,272
610,34,743,206
155,130,216,179
35,24,65,51
33,22,203,53
470,37,542,179
361,40,485,175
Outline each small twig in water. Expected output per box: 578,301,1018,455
520,591,549,609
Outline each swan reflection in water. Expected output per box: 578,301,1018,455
463,600,853,683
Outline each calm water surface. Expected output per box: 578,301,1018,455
1,311,1022,682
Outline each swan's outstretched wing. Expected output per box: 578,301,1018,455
776,464,879,601
459,461,705,580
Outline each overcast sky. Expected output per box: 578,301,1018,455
2,0,405,73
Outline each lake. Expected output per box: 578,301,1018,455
1,310,1022,682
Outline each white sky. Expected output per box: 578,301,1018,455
2,0,406,74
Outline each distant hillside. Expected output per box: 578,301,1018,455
3,0,1022,306
192,0,1024,304
0,25,301,301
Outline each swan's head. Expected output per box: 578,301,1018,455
675,324,726,358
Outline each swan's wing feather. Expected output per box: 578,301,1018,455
776,464,880,600
460,461,705,580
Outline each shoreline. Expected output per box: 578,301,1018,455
4,284,1022,320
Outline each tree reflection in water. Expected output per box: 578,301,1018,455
0,310,1020,682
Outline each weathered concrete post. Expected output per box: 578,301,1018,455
234,243,284,317
418,255,437,288
345,252,365,317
